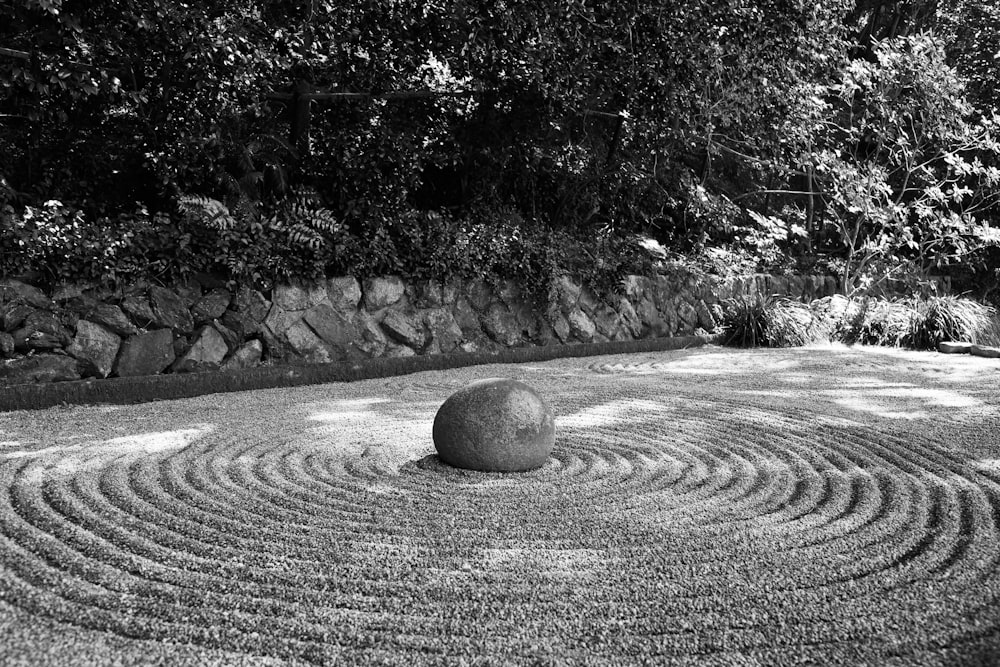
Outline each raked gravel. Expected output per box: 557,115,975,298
0,344,998,666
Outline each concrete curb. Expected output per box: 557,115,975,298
0,334,719,412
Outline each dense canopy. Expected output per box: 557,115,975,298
1,1,999,299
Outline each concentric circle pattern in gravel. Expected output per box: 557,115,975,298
1,345,999,666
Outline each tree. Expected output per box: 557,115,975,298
804,34,1000,293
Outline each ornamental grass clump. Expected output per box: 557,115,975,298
904,295,999,350
722,293,815,348
833,297,917,347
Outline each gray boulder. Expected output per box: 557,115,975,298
452,296,481,332
590,303,620,339
677,300,699,331
272,282,326,312
554,276,582,312
326,276,362,312
121,295,157,328
381,310,427,350
410,280,445,308
11,311,72,351
939,341,972,354
222,339,263,371
433,378,555,472
482,304,521,347
616,297,641,339
114,329,176,377
262,304,300,340
284,320,335,363
1,303,35,332
221,287,270,338
695,299,717,331
0,354,80,385
304,302,360,353
465,279,493,312
67,320,121,378
211,318,240,352
549,311,571,343
173,279,202,307
567,308,596,342
172,325,229,373
363,276,405,310
424,308,463,354
51,284,87,302
354,312,387,358
191,288,232,322
0,279,54,309
66,298,137,337
149,286,194,333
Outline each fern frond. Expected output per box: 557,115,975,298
286,223,324,250
178,194,236,230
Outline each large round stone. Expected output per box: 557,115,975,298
433,378,555,472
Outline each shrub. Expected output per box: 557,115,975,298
831,297,917,347
721,293,815,348
904,295,999,349
812,294,998,350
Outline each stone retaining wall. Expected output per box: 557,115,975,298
0,271,940,387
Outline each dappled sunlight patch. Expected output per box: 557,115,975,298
827,385,981,420
304,397,394,422
2,426,212,461
10,425,214,482
300,406,435,471
557,399,671,429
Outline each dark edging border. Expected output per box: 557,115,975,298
0,334,720,412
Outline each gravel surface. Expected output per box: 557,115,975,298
0,344,998,666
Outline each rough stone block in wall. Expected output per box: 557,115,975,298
115,329,175,377
148,286,194,333
354,311,388,358
363,276,406,310
465,279,493,312
567,308,596,342
676,300,699,333
0,354,79,384
304,302,359,351
284,320,335,363
67,320,121,379
424,308,463,354
326,276,362,312
549,311,571,343
272,282,326,312
482,303,522,347
191,288,232,323
381,310,427,351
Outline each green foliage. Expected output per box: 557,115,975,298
904,295,998,349
810,294,997,349
829,297,917,347
0,199,193,286
3,2,1000,295
721,293,814,348
782,34,1000,294
938,0,1000,114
